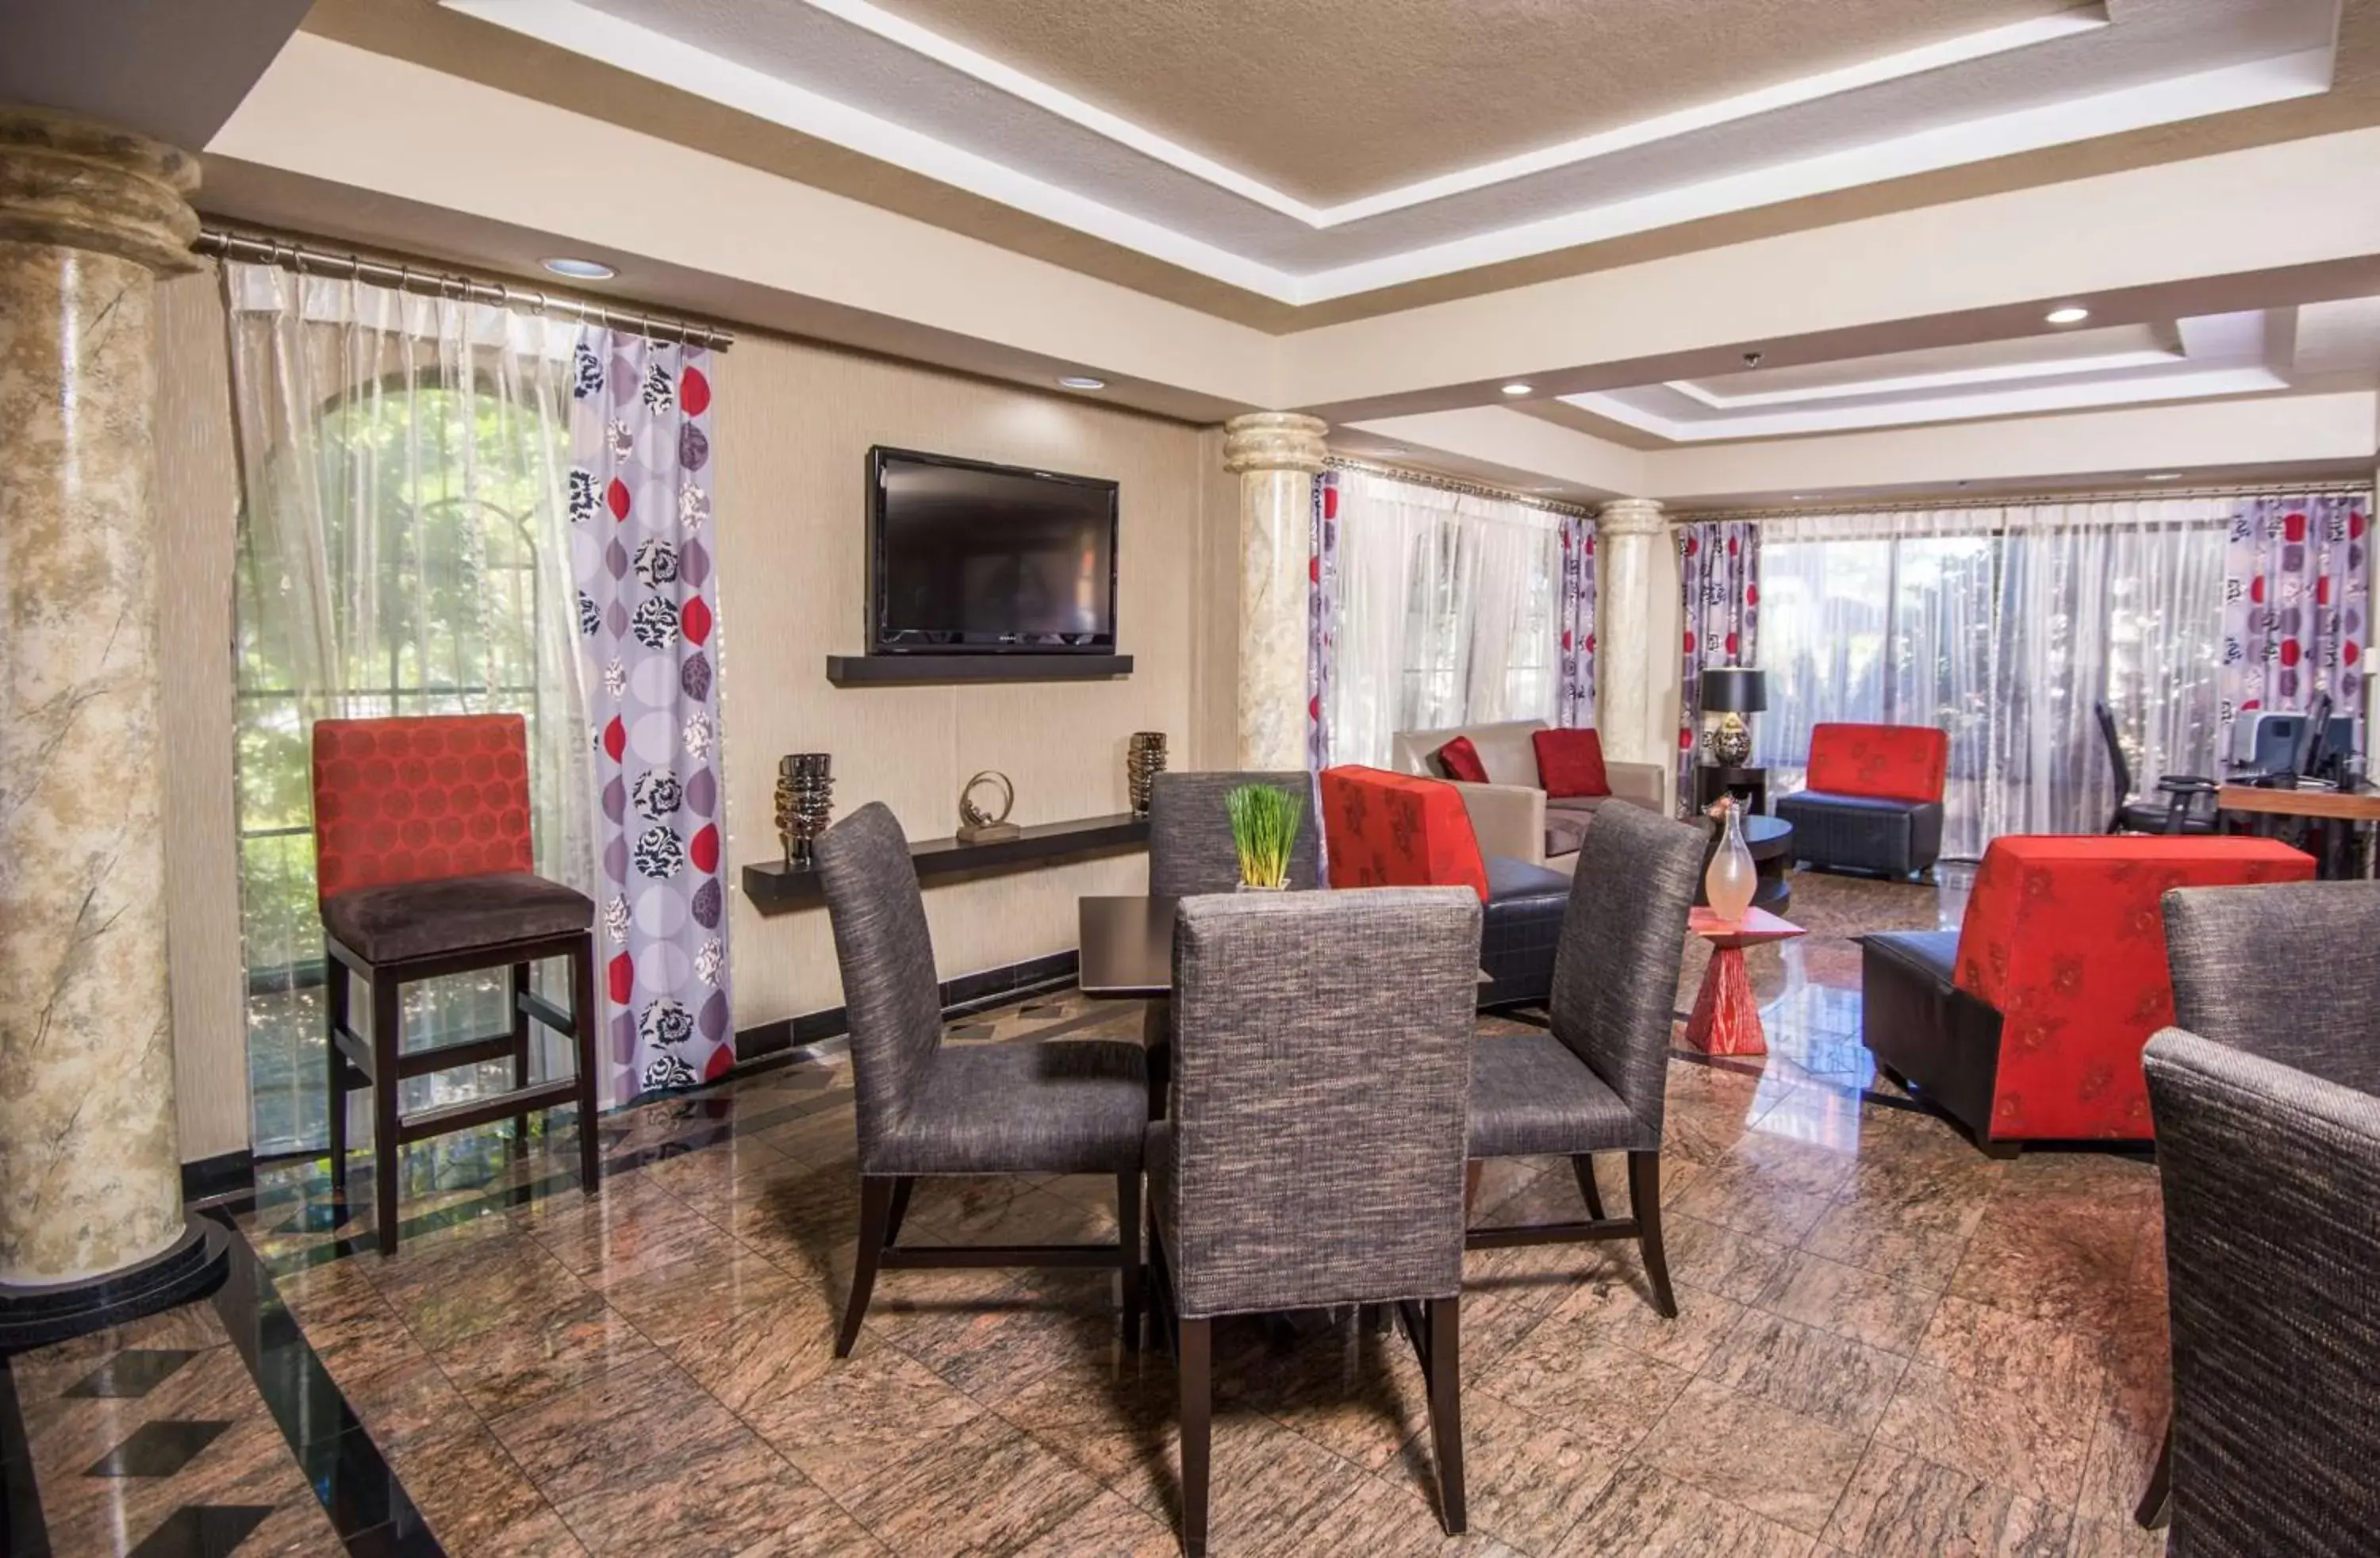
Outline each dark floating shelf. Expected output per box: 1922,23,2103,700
824,654,1134,685
742,812,1150,913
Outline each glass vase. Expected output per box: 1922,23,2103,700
1704,798,1757,925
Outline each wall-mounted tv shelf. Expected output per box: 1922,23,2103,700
823,654,1133,685
742,812,1149,913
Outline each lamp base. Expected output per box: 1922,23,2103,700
1702,713,1752,767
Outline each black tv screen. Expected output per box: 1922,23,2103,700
868,447,1118,653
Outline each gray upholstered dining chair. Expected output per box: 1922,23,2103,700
1147,888,1480,1556
814,802,1150,1357
1146,769,1322,896
1463,800,1705,1314
2133,880,2380,1546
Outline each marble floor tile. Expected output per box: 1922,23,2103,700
1564,1460,1820,1556
745,1345,988,1498
658,1278,850,1416
838,1415,1107,1557
1470,1314,1693,1453
485,1347,743,1505
430,1287,663,1418
1541,1270,1746,1374
1751,1250,1943,1358
1695,1311,1908,1437
1871,1360,2095,1508
1821,1443,2072,1557
1628,1376,1868,1536
549,1426,881,1556
1659,1214,1795,1306
1015,1488,1180,1557
1439,1385,1632,1550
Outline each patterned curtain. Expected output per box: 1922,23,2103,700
1557,514,1599,727
567,329,734,1099
1677,520,1762,815
1307,469,1340,774
2219,493,2370,759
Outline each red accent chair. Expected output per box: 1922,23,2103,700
313,713,601,1253
1319,766,1570,1006
1775,723,1950,878
1860,835,2314,1153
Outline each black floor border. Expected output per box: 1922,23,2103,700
1,1354,48,1558
200,1211,443,1556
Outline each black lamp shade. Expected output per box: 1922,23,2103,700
1701,667,1767,715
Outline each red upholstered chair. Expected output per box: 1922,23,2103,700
312,713,600,1253
1319,766,1570,1006
1860,835,2314,1153
1775,723,1950,877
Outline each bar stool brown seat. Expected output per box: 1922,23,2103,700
311,713,600,1254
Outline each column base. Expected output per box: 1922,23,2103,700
0,1220,230,1356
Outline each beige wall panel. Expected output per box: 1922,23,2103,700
711,336,1208,1028
154,268,249,1164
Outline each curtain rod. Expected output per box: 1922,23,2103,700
194,228,736,351
1324,455,1591,517
1680,478,2370,523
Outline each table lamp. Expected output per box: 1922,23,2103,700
1699,666,1767,767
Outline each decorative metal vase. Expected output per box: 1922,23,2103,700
1127,731,1167,817
957,769,1020,844
777,754,834,868
1704,712,1753,767
1704,796,1757,925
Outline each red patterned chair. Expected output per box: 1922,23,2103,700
1860,835,2313,1153
313,713,601,1253
1775,723,1949,878
1319,766,1570,1007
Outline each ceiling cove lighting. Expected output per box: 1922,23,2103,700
2144,471,2184,481
1501,382,1534,397
2044,305,2091,324
1056,375,1106,390
540,256,617,279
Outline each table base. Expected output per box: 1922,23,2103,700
1683,945,1765,1057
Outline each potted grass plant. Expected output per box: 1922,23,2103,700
1225,782,1303,891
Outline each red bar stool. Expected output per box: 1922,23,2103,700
312,713,601,1253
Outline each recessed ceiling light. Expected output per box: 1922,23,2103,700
1501,382,1534,396
1057,375,1106,390
2144,471,2183,481
541,256,617,280
2044,305,2090,324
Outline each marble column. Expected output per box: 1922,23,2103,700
1223,412,1329,769
1594,497,1672,788
0,107,217,1341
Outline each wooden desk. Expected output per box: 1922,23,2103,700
2217,785,2379,881
2215,785,2380,822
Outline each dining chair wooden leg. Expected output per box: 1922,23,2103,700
1462,1158,1483,1218
1178,1315,1211,1557
1116,1171,1143,1352
570,936,601,1197
838,1175,895,1358
509,961,533,1152
2135,1422,2172,1529
1427,1296,1466,1535
883,1176,916,1249
370,971,403,1257
1629,1150,1677,1318
1572,1153,1607,1221
325,960,348,1194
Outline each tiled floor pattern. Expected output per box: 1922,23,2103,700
8,867,2175,1556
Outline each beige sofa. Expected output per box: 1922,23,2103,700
1390,718,1666,869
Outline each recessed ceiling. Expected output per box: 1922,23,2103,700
445,0,2341,304
1563,309,2310,439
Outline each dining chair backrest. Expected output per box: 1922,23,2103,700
2093,700,2132,800
2163,879,2380,1093
1548,801,1706,1138
814,802,942,1157
1147,770,1320,896
1166,888,1479,1318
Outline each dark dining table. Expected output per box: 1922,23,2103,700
1077,893,1498,1000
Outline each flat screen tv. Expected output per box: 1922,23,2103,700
867,446,1119,654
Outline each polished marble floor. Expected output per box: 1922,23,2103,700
4,866,2174,1556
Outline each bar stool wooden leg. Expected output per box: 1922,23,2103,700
371,969,403,1257
326,959,348,1193
510,961,533,1154
570,934,601,1196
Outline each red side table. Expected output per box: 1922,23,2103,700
1683,906,1805,1057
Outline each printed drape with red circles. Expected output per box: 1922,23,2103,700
2220,493,2369,761
1557,516,1599,728
1309,470,1340,776
1677,520,1761,815
568,329,734,1099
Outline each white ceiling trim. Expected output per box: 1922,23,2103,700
443,0,2340,305
1666,349,2183,409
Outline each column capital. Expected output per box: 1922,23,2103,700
1223,412,1330,475
0,107,199,274
1596,497,1666,535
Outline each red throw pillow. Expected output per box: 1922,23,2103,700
1533,727,1611,798
1434,736,1489,784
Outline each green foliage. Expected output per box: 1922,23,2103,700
1225,782,1304,890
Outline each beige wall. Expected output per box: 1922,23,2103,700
156,268,249,1165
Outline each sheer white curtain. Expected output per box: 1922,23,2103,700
1326,468,1562,766
1756,498,2228,858
223,262,595,1153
